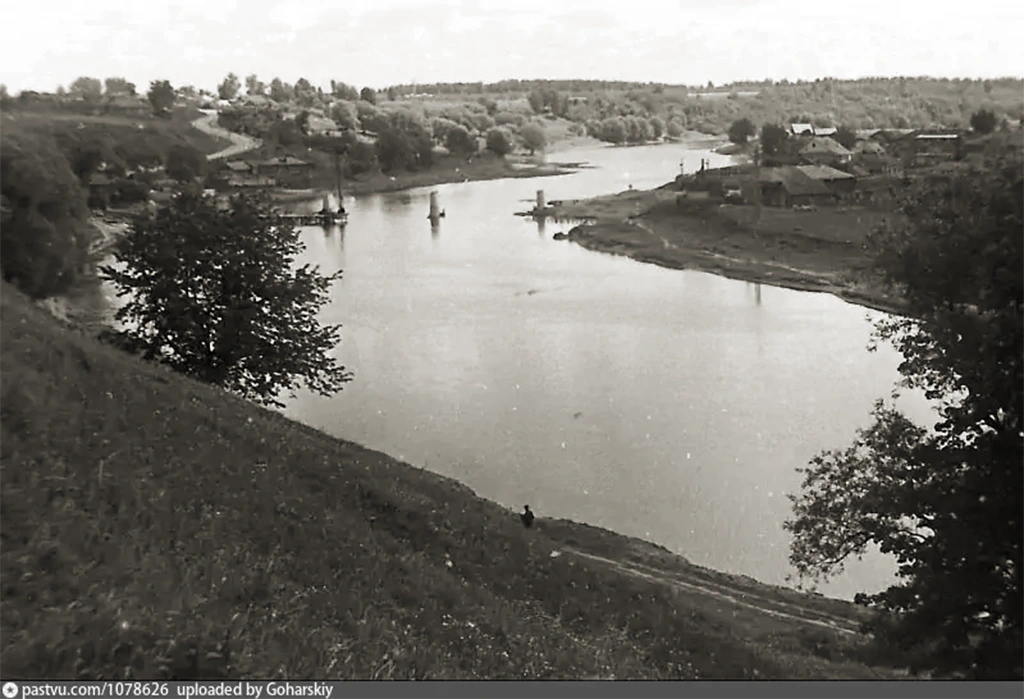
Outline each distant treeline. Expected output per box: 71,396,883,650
385,79,660,95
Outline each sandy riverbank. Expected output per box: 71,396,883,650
548,188,907,316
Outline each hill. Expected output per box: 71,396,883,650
0,283,910,679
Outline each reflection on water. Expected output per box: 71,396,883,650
276,141,933,600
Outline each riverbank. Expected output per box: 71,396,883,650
548,188,907,316
1,281,911,680
270,153,579,204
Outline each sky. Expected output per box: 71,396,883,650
1,0,1022,94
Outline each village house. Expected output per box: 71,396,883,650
87,173,115,209
220,159,276,187
799,136,853,167
789,123,814,137
795,164,857,197
850,140,899,175
255,156,314,188
908,132,962,166
757,167,833,208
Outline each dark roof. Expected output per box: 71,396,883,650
799,137,852,156
259,156,309,167
759,167,831,196
794,164,855,181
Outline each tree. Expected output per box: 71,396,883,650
760,123,788,155
785,152,1023,679
330,101,359,132
104,77,136,96
444,124,477,157
376,112,432,173
485,127,513,156
269,78,291,103
330,80,359,101
648,116,665,140
99,191,352,407
518,123,546,154
164,144,206,183
218,73,241,100
834,126,857,150
0,130,91,299
294,78,316,107
245,74,265,96
970,109,998,135
727,117,756,144
527,90,544,114
665,120,684,139
147,80,176,116
359,87,377,105
68,76,103,102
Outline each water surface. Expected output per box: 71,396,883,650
289,141,933,598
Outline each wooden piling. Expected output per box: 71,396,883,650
429,191,440,221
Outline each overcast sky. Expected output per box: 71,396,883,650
2,0,1022,94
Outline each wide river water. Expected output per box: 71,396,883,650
213,139,938,599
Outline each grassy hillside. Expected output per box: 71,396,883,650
1,107,228,161
1,283,907,680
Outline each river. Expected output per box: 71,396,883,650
277,138,935,601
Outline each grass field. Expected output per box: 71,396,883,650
0,281,914,680
2,106,229,159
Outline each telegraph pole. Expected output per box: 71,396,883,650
753,143,763,224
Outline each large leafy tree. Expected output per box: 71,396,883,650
68,76,103,102
104,77,136,97
727,117,756,144
100,191,352,407
518,123,546,154
970,109,998,135
760,123,788,156
785,151,1023,679
0,130,91,299
147,80,175,116
218,73,241,101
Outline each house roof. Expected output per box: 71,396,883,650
855,129,881,140
223,160,253,171
915,133,960,140
790,123,814,135
799,136,852,156
874,128,915,140
259,156,310,167
759,166,831,196
813,126,837,136
795,164,855,181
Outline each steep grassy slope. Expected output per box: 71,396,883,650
0,283,902,679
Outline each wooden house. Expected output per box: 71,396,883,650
255,156,313,188
799,137,853,167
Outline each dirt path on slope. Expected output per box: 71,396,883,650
563,548,862,637
192,113,262,161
